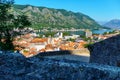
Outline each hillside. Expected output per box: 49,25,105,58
13,4,103,30
103,19,120,29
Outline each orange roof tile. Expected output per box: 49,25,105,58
39,48,46,52
31,38,47,43
45,44,53,49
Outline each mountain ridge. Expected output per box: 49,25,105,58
13,4,103,30
103,19,120,29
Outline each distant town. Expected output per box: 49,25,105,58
10,28,120,57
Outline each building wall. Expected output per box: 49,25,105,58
85,30,92,38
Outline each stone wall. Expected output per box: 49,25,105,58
37,49,90,62
37,48,89,56
0,52,120,80
88,35,120,66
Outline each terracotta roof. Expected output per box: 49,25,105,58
45,44,53,49
30,47,37,51
22,52,30,57
29,47,37,55
39,48,46,52
14,47,22,51
31,38,47,43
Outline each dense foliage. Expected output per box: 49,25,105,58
0,0,31,50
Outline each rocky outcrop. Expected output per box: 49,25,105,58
0,52,120,80
88,35,120,67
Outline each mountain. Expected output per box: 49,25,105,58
103,19,120,29
97,21,107,25
13,4,103,30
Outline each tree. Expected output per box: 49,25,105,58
0,0,31,50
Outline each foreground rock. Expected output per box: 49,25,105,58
0,52,120,80
88,35,120,67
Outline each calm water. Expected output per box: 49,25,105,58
92,29,113,34
39,29,113,35
68,29,113,35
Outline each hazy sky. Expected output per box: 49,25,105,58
15,0,120,21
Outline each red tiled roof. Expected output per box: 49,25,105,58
31,38,47,43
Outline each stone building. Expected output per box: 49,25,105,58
85,29,92,38
88,35,120,67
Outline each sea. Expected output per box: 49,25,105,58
92,29,113,34
39,29,114,35
67,29,113,35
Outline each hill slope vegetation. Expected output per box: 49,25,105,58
13,4,103,30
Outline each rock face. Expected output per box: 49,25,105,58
88,35,120,67
0,52,120,80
